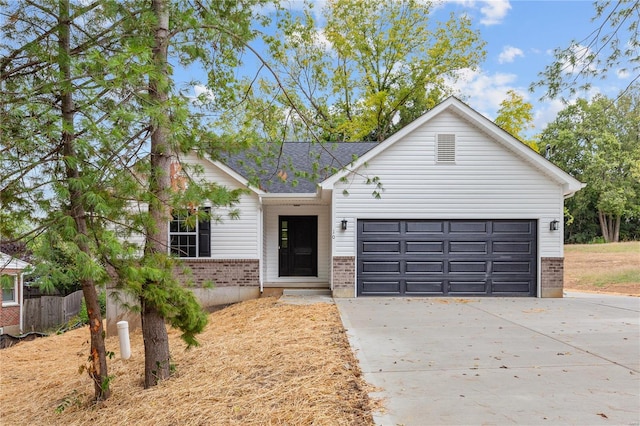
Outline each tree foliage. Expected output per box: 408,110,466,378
494,89,538,151
533,0,639,100
540,89,640,242
1,0,268,393
1,0,122,400
238,0,485,142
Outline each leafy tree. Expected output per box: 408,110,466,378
1,0,117,400
540,89,640,242
533,0,639,100
246,0,485,142
494,89,538,151
1,0,260,393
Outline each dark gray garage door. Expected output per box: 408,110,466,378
357,220,537,296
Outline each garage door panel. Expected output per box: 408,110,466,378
449,261,487,273
361,261,400,273
362,241,401,253
449,281,487,293
492,281,531,293
362,221,401,234
406,281,445,294
360,280,401,294
493,241,532,254
493,221,533,234
449,221,488,233
406,261,444,273
357,220,536,297
493,261,532,273
449,241,488,253
406,241,444,253
405,221,444,234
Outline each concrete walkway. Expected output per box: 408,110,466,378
335,293,640,426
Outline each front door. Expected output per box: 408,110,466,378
279,216,318,276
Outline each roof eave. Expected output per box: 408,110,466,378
201,154,266,196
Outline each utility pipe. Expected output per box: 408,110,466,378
116,320,131,360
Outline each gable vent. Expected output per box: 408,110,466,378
436,133,456,163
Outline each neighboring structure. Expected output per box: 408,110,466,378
109,97,584,331
1,251,30,335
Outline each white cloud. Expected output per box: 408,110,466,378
447,68,519,118
314,28,332,51
563,43,597,75
188,85,215,105
442,0,511,25
533,98,565,132
478,0,511,25
498,45,524,64
616,69,630,79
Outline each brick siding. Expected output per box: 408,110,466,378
541,257,564,298
176,259,260,288
1,305,20,327
332,256,355,297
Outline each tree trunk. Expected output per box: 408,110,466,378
141,298,172,387
598,211,611,242
598,211,621,243
141,0,172,388
58,0,110,400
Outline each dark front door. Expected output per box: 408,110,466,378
279,216,318,277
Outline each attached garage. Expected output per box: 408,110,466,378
357,220,537,296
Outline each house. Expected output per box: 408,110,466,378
1,251,30,335
107,97,583,332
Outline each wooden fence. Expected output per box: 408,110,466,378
23,290,83,332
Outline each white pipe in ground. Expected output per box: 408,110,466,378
116,320,131,360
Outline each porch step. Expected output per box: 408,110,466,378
282,288,332,297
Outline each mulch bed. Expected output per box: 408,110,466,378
0,297,376,425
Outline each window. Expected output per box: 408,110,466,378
436,133,456,163
169,207,211,258
1,274,18,305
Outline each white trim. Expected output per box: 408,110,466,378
0,252,30,270
194,152,266,196
1,274,18,306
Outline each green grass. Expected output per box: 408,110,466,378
565,241,640,254
564,241,640,291
583,270,640,287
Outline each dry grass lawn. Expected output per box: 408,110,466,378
0,297,375,425
564,241,640,296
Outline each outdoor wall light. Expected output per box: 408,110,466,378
341,219,348,231
550,219,559,231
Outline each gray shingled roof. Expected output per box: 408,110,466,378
222,142,378,193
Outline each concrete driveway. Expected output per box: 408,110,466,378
335,293,640,426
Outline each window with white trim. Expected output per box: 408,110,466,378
436,133,456,163
169,207,211,258
1,274,18,305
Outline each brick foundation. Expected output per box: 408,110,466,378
176,259,260,288
0,305,20,329
332,256,355,298
541,257,564,298
106,259,261,336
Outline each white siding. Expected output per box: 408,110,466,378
182,154,260,259
263,204,330,284
333,110,565,258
